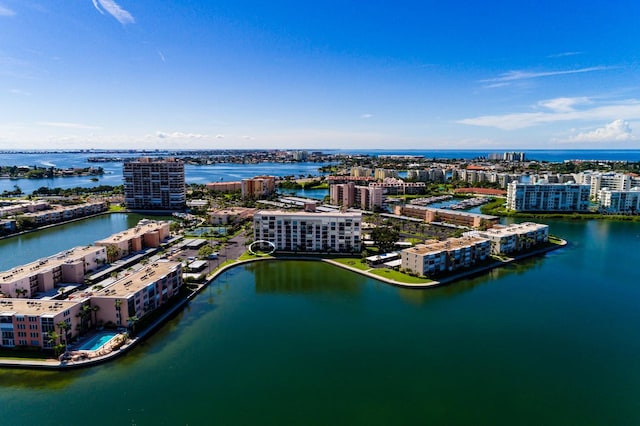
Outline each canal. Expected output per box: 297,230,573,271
1,217,640,424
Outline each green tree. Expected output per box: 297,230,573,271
106,245,120,263
371,226,400,253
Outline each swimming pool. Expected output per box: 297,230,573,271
76,331,119,351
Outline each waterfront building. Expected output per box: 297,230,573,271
465,222,549,255
401,236,490,276
18,201,107,226
253,210,361,253
209,207,257,225
91,261,183,328
0,246,107,298
241,176,276,199
0,200,49,218
406,168,446,183
506,182,590,212
374,168,399,180
597,188,640,213
205,181,242,193
350,166,373,178
0,299,84,349
572,171,633,200
95,220,171,261
123,157,186,210
327,176,376,185
329,182,384,211
394,205,499,229
369,178,426,195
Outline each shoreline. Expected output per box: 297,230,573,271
0,238,566,370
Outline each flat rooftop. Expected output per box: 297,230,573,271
95,261,180,298
255,210,361,218
95,221,169,245
405,236,489,255
0,299,80,316
0,245,105,284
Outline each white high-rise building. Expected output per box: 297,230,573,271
506,182,590,212
254,211,362,253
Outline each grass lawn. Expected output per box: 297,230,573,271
369,268,433,284
332,257,371,271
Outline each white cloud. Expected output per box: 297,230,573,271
480,66,611,84
37,121,100,130
568,120,634,142
458,99,640,130
360,114,373,119
537,97,591,113
547,52,582,58
0,4,15,16
92,0,134,24
215,134,225,139
155,131,208,139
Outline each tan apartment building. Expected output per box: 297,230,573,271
91,261,183,328
209,207,257,225
394,205,499,229
0,246,107,298
206,181,242,193
401,236,491,277
95,220,171,261
241,176,276,199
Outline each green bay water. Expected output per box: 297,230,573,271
1,218,640,424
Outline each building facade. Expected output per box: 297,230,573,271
123,158,186,210
241,176,276,199
465,222,549,255
401,236,491,276
329,183,384,211
394,205,499,229
506,182,591,212
598,188,640,213
95,220,171,261
254,210,362,253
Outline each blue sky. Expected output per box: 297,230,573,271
1,0,640,150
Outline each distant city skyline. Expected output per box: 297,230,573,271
1,0,639,150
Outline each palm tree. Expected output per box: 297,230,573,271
127,316,139,336
114,299,122,326
57,321,71,349
15,288,28,298
91,305,100,328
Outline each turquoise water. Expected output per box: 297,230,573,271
1,218,640,424
189,226,227,236
75,332,118,351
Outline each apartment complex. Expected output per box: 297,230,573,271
329,182,384,210
19,201,108,226
401,236,491,276
0,299,84,349
369,178,426,195
598,188,640,213
123,157,186,210
241,176,276,199
465,222,549,255
209,207,257,225
0,246,107,298
92,261,183,328
205,181,242,193
95,220,171,261
394,204,499,229
254,210,361,253
506,182,590,212
407,168,445,183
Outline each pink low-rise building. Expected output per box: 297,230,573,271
92,261,183,328
95,219,171,261
0,299,85,349
0,246,107,298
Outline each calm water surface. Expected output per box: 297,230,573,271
1,218,640,425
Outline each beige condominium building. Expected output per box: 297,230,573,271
395,204,499,229
401,236,491,277
95,220,171,261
